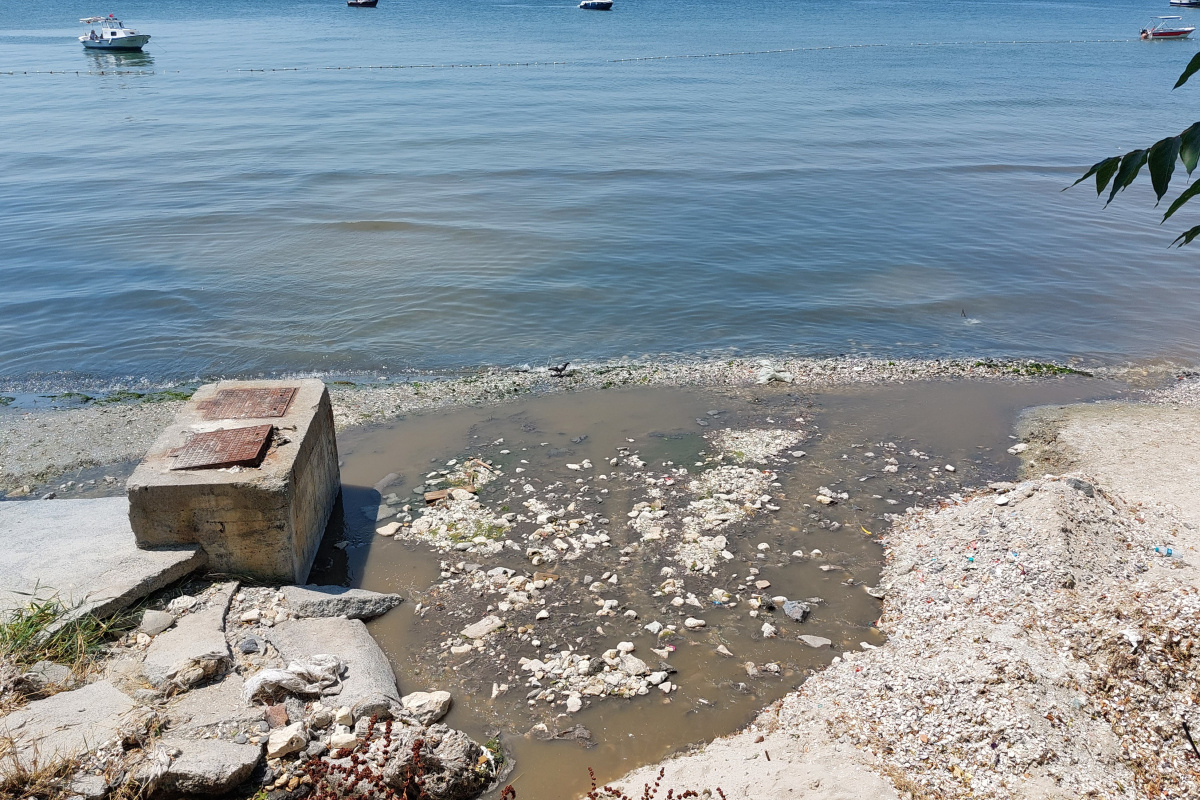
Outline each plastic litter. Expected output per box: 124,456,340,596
243,654,345,701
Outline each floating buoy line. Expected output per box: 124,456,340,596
0,39,1137,77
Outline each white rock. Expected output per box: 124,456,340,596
617,641,636,654
799,635,832,648
329,730,358,750
461,615,504,639
239,610,261,624
535,610,549,620
400,690,452,725
334,706,353,727
566,695,583,713
266,722,306,759
644,621,664,635
683,617,706,629
761,622,777,638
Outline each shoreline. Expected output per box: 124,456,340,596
0,354,1173,496
1,360,1197,799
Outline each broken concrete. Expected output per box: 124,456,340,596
148,737,262,797
142,583,235,690
281,584,402,620
264,618,400,717
165,674,264,734
0,497,205,619
127,379,340,584
0,680,134,766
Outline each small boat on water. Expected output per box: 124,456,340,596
79,15,150,50
579,0,613,9
348,0,379,7
1142,16,1195,39
1169,0,1200,7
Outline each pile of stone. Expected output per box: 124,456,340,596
518,640,676,712
0,580,494,800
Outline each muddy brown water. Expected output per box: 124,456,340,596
306,378,1122,800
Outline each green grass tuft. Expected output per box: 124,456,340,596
0,595,131,671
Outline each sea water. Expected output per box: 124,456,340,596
1,0,1198,385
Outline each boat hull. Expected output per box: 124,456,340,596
81,35,150,51
1169,0,1200,7
1151,30,1193,38
348,0,379,6
579,1,613,9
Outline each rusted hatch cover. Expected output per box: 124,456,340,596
197,387,297,420
170,424,274,470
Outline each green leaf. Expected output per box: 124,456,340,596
1179,122,1200,175
1147,136,1181,203
1162,179,1200,221
1106,149,1148,206
1068,156,1120,193
1175,51,1200,89
1170,223,1200,247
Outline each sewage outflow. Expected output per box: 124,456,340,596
309,378,1120,800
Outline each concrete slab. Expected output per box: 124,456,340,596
265,618,400,715
127,380,340,584
0,680,135,766
282,584,402,620
148,736,262,797
165,674,265,733
0,497,205,619
142,582,235,690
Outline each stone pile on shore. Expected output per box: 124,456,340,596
0,581,497,800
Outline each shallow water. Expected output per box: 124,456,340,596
313,378,1121,799
3,1,1200,385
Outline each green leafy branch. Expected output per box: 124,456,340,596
1070,51,1200,246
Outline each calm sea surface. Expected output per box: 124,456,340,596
2,0,1199,386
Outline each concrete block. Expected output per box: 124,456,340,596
127,379,340,584
0,497,205,620
0,680,134,766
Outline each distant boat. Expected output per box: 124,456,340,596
1142,16,1195,39
78,14,150,51
348,0,379,7
579,0,613,9
1169,0,1200,7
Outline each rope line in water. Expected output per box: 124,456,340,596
0,38,1140,77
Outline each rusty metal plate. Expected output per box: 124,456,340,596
197,387,296,420
170,425,274,470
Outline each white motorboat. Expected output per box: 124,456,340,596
79,15,150,51
1169,0,1200,7
1141,16,1195,39
579,0,613,9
